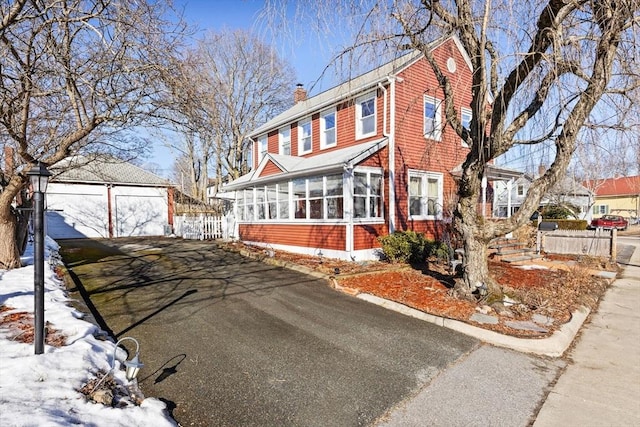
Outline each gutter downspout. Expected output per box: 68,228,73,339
382,77,399,234
107,184,114,238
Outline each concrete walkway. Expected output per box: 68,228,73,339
534,242,640,426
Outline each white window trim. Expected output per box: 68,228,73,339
279,126,291,155
353,166,384,221
320,108,337,150
461,107,472,148
257,134,268,164
408,170,443,220
356,92,376,139
298,118,312,155
424,95,442,141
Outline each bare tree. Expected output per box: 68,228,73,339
155,29,296,200
0,0,186,268
264,0,639,298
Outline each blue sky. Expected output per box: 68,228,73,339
147,1,337,175
177,0,339,90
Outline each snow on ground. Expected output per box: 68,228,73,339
0,238,176,427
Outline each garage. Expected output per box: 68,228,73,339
46,156,174,239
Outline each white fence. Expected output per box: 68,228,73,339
173,214,229,240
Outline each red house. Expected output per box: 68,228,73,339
225,36,494,261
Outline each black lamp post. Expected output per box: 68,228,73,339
26,162,51,355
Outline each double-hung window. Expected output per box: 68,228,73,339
298,118,312,155
325,174,344,219
461,107,472,147
320,109,337,149
279,127,291,155
593,205,609,215
257,135,268,163
356,92,376,139
517,184,525,197
424,96,442,141
354,169,383,219
408,170,443,219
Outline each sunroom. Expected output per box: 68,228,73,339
224,138,389,260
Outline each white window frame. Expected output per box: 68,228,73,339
408,170,443,220
257,135,268,163
461,107,472,147
320,108,337,149
353,167,384,220
424,95,443,141
356,92,376,139
298,118,312,155
279,126,291,155
516,184,525,197
593,204,609,215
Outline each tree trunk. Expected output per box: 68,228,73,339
0,175,27,269
453,167,501,300
0,210,21,269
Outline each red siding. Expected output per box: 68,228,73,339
240,223,346,251
354,223,385,250
393,39,472,233
260,160,284,177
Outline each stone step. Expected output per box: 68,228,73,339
501,254,543,264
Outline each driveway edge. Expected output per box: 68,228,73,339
357,293,590,357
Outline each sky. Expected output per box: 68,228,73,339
0,239,176,426
146,0,338,177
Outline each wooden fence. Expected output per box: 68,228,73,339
537,228,616,258
173,214,226,240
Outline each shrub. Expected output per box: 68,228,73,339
378,231,432,264
554,219,588,230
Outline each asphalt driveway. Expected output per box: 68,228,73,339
59,237,478,426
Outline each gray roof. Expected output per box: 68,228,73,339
51,155,171,187
224,138,388,190
250,49,425,138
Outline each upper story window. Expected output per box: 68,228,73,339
516,184,525,197
298,118,312,155
354,168,383,219
320,109,337,149
408,170,443,219
279,126,291,155
424,96,443,141
356,92,376,139
257,135,268,163
461,107,472,147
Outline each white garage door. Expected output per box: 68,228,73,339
46,187,109,239
114,193,167,237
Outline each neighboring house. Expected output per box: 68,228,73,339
584,175,640,222
224,36,518,261
46,156,175,239
494,175,593,221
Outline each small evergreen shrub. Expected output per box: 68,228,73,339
378,230,433,264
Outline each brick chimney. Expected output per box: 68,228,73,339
294,83,307,103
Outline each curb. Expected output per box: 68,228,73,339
356,293,590,358
229,243,592,358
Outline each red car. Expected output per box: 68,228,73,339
589,215,628,230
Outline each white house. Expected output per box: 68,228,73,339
46,156,175,239
493,175,593,221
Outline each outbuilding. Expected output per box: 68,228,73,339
46,156,175,239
